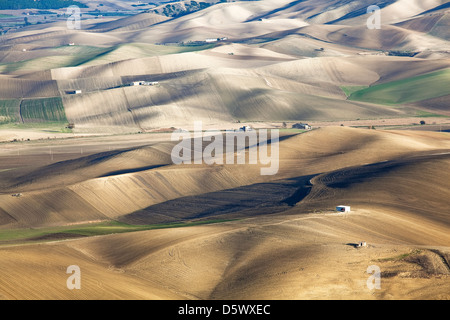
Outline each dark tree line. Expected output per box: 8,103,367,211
0,0,87,10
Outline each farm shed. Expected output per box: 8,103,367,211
67,90,82,94
336,205,351,213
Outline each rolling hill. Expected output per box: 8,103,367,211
0,0,448,131
0,127,449,299
0,0,449,301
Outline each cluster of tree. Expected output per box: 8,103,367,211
388,50,420,57
0,0,87,10
150,0,229,18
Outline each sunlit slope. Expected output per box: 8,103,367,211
0,28,122,59
257,33,363,58
1,127,450,229
59,72,391,131
0,139,266,228
0,100,20,124
51,47,289,81
0,0,449,301
55,53,450,130
53,55,442,131
84,0,446,46
2,56,444,130
293,23,450,52
0,46,114,74
241,0,448,25
79,43,218,66
275,127,450,192
411,94,450,116
88,12,170,32
0,241,185,299
298,151,450,224
0,1,448,128
125,0,309,43
2,207,447,299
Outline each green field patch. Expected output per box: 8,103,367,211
0,56,80,73
414,110,448,118
0,121,72,134
0,99,20,124
0,219,235,244
20,97,67,123
340,85,369,97
0,49,112,72
348,69,450,105
375,249,423,262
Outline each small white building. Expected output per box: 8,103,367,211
336,205,351,213
205,38,218,43
357,241,367,248
239,125,252,132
